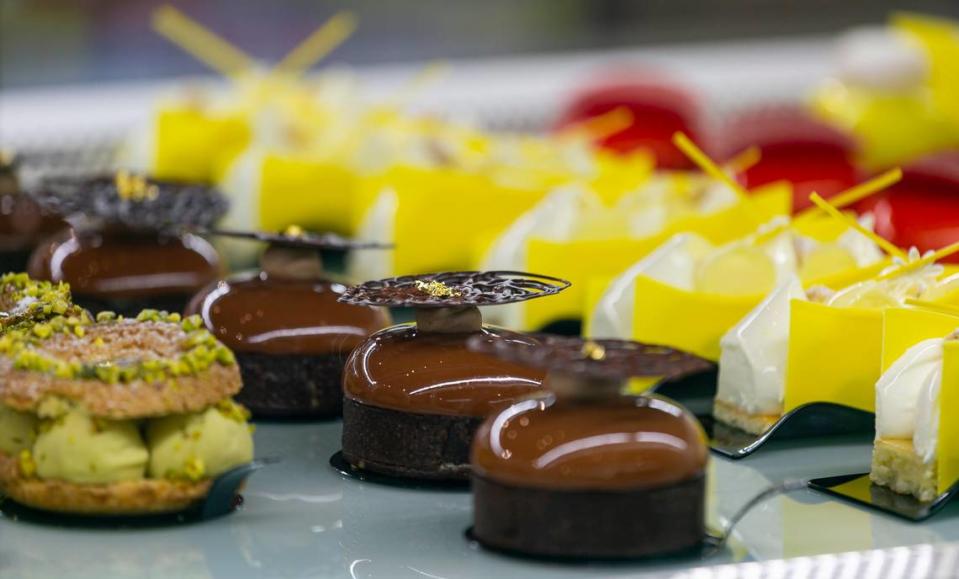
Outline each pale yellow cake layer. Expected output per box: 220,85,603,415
870,438,938,502
713,399,781,435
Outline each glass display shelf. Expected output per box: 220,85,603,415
3,421,959,578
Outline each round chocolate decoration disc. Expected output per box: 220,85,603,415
33,172,228,231
338,271,570,308
468,334,714,381
202,227,393,251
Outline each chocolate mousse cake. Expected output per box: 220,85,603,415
186,228,392,418
338,271,570,481
27,171,226,317
468,335,712,559
0,152,67,272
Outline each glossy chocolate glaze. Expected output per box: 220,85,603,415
186,271,391,355
472,395,708,490
0,194,66,252
343,325,545,417
28,228,220,299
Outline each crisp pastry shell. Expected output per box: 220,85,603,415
0,450,213,515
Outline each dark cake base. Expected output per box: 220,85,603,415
341,399,482,481
73,294,195,318
0,250,34,275
235,351,345,419
472,474,705,559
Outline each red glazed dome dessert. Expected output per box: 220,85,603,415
468,336,713,559
555,71,702,169
720,106,860,213
338,271,569,481
857,151,959,263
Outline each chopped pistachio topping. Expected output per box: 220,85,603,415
215,399,252,423
0,309,237,383
0,273,76,331
96,311,117,323
183,457,206,481
18,449,36,478
414,279,462,298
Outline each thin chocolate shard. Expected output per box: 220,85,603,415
467,334,714,381
32,173,228,231
338,271,570,308
201,228,393,251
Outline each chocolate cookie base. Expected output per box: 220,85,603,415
72,294,196,318
0,249,34,275
472,474,705,559
341,399,482,481
235,351,345,419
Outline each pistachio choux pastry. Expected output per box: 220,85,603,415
0,309,254,516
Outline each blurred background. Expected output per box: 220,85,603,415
1,0,958,330
3,0,958,89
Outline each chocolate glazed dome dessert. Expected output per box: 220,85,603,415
0,152,68,272
27,171,226,317
468,335,713,559
338,271,570,481
185,227,393,419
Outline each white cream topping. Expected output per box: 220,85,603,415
716,276,807,415
914,363,942,464
876,338,943,463
837,214,886,266
587,233,714,339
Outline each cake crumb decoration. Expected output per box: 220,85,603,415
114,170,160,202
581,341,607,361
283,224,305,238
415,280,462,298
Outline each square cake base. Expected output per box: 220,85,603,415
713,399,781,435
870,438,938,502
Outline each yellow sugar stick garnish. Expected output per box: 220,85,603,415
904,299,959,318
560,107,635,143
821,168,901,212
795,168,902,224
273,11,357,77
878,240,959,281
809,192,907,259
725,146,762,175
152,5,254,78
750,220,792,246
752,169,903,246
672,132,750,203
382,60,451,110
